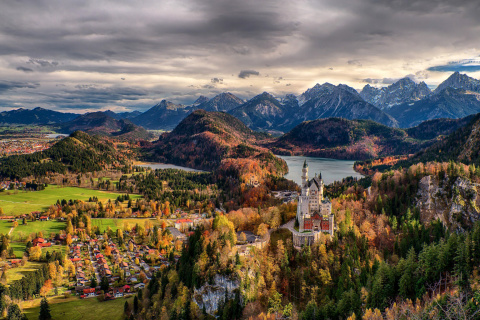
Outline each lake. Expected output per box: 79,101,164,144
137,162,205,172
277,155,364,185
45,133,69,138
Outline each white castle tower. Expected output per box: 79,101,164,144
296,160,334,235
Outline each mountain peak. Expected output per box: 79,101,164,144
193,95,209,106
435,72,480,94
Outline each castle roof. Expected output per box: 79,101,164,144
308,176,323,189
303,160,308,168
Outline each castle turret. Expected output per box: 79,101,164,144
302,160,308,190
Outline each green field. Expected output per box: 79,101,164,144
24,296,134,320
5,261,43,283
0,220,13,235
92,218,167,232
11,220,66,240
0,186,141,216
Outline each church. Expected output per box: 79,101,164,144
296,160,335,235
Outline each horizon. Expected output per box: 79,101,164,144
0,71,475,115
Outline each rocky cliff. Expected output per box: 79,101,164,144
416,175,480,231
193,274,240,315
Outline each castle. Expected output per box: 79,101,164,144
296,161,334,235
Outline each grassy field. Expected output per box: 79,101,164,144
24,296,134,320
11,220,65,240
0,185,141,216
5,261,43,283
0,220,13,235
92,218,167,232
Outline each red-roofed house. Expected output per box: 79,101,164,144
33,238,45,246
174,219,193,231
83,288,96,297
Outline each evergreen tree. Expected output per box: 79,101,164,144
100,276,109,292
39,297,51,320
7,304,24,320
90,276,97,288
133,295,139,314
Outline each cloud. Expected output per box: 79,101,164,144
16,66,33,72
427,59,480,72
348,60,362,67
211,77,223,84
0,80,39,92
0,0,479,109
362,78,398,85
238,70,260,79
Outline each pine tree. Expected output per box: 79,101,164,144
90,276,97,288
7,304,23,320
39,297,51,320
133,295,139,314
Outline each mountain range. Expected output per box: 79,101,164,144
57,112,152,141
2,71,480,132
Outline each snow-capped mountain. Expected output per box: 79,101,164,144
360,77,431,109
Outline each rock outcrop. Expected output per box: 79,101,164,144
416,175,480,231
193,274,240,315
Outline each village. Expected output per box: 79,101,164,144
0,139,53,157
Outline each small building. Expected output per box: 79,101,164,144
174,219,193,232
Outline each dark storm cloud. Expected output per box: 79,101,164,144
0,0,479,109
16,67,33,72
0,81,39,92
238,70,260,79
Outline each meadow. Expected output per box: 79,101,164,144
5,261,43,283
0,185,141,216
23,296,134,320
91,218,168,232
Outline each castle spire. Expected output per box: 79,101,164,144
303,160,308,168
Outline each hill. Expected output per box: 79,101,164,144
57,112,152,141
400,113,480,167
386,87,480,128
144,110,287,181
268,118,431,160
131,100,194,130
0,107,78,125
0,131,130,179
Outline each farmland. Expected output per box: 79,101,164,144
0,185,141,215
23,296,134,320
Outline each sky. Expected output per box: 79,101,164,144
0,0,479,113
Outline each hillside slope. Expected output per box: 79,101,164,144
145,110,287,181
57,112,152,141
269,118,428,160
401,113,480,166
0,131,129,179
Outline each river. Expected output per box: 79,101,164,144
277,155,363,185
